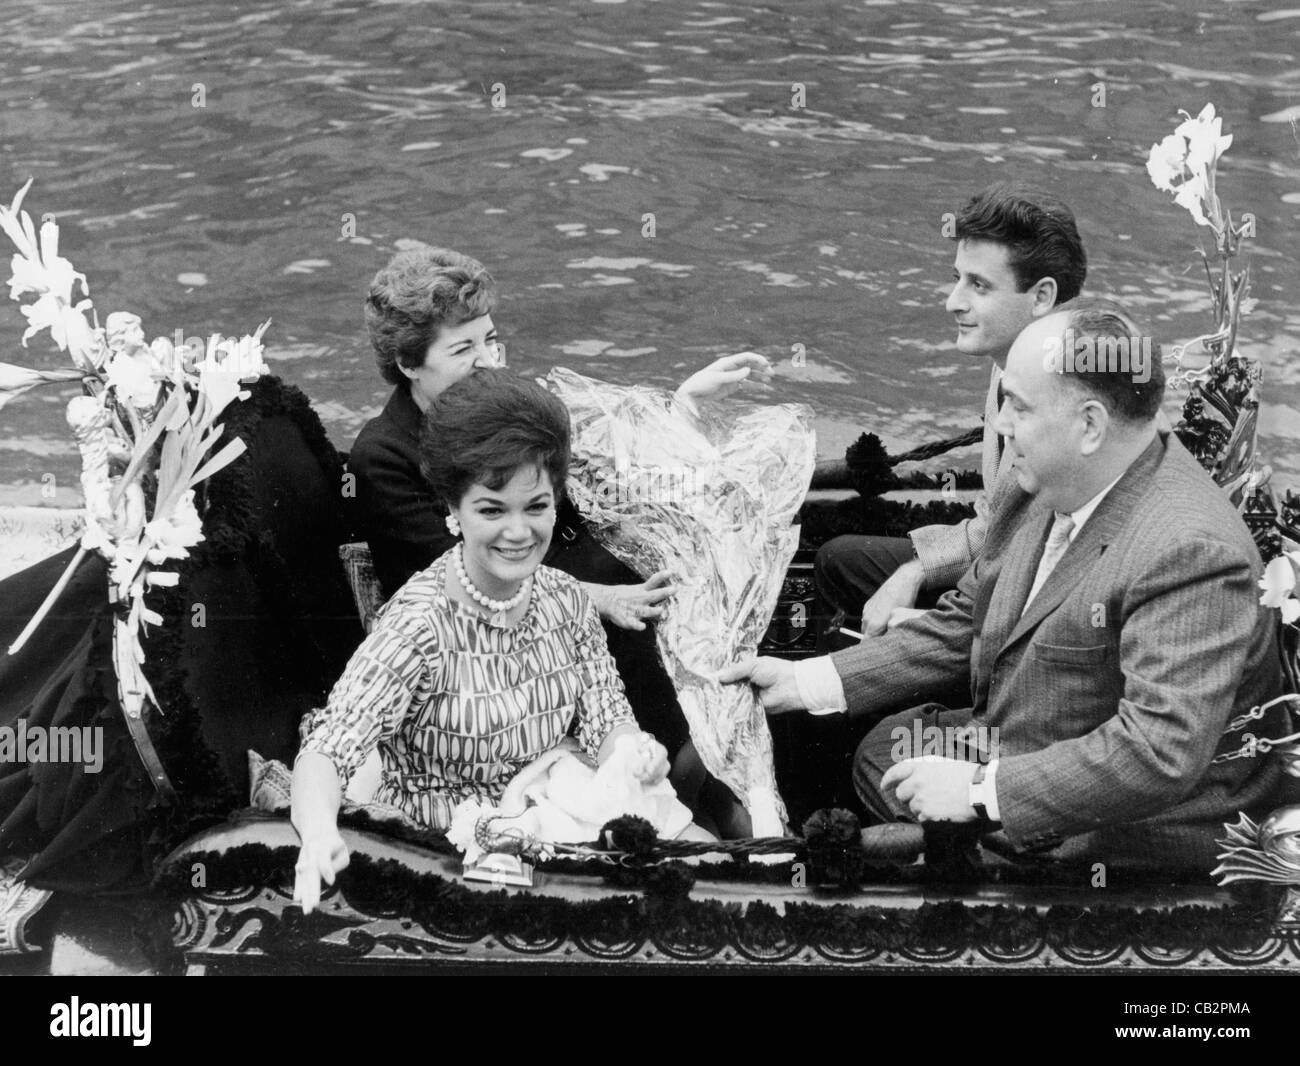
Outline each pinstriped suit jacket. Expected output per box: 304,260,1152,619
832,431,1291,868
909,365,1014,589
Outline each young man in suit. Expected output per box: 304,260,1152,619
725,304,1291,868
816,184,1086,636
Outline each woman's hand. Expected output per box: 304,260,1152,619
673,351,773,411
293,830,350,915
628,733,670,786
585,570,677,630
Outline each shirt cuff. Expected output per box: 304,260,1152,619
984,758,1001,823
794,656,848,716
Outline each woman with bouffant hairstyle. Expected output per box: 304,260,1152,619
348,245,772,835
294,370,705,912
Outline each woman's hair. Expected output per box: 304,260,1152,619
419,368,572,508
364,246,497,386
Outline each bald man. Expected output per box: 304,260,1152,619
724,303,1291,869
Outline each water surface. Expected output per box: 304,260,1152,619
1,0,1297,503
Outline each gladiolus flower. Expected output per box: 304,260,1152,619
1146,103,1231,232
145,488,205,562
103,349,163,410
1145,133,1187,193
1174,103,1232,174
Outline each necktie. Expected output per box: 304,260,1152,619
1023,513,1075,613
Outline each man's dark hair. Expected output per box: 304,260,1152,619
419,368,571,508
956,183,1087,304
1056,300,1166,424
365,246,497,387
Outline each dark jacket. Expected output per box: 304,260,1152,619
348,385,455,600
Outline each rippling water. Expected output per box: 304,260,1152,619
1,0,1297,504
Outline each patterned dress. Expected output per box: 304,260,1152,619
298,553,636,830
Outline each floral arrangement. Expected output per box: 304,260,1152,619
0,180,269,797
1148,109,1300,803
1147,104,1262,505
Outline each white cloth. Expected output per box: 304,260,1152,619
796,656,849,715
447,737,693,865
984,759,1001,821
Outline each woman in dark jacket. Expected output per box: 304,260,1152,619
349,246,767,833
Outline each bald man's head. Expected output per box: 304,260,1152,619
1036,303,1166,423
995,304,1163,511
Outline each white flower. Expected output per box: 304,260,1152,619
1259,555,1300,623
1146,103,1231,232
144,488,205,562
1145,133,1187,193
1,186,95,355
103,350,163,410
196,365,247,420
447,800,491,866
1173,180,1211,228
1174,103,1232,175
196,321,271,383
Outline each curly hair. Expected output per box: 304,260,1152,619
955,183,1087,304
419,368,571,508
364,246,497,386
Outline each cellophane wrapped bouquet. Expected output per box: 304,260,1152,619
547,367,816,836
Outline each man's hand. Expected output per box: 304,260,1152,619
586,571,677,630
716,656,804,714
880,757,979,823
861,558,924,636
673,352,774,411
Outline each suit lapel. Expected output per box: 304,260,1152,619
996,434,1167,657
974,505,1051,705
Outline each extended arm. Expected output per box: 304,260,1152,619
832,545,982,718
291,617,431,912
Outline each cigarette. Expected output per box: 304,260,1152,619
837,626,863,641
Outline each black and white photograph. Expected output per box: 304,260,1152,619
0,0,1296,1023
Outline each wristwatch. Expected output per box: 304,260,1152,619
968,763,995,823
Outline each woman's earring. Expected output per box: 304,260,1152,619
445,513,461,538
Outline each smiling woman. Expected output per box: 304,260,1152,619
420,367,571,621
290,369,702,913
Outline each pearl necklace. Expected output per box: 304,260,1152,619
453,543,531,623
